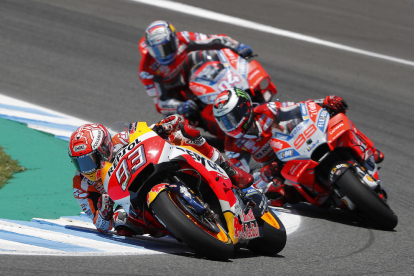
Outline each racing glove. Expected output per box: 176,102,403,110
178,124,206,146
323,95,348,115
177,100,198,115
260,162,280,183
94,194,114,233
236,43,253,58
221,160,254,189
156,115,184,134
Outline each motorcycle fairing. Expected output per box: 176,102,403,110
271,103,330,162
326,113,354,149
247,60,277,100
190,61,227,88
280,159,330,205
168,146,237,210
102,134,167,213
189,49,250,103
281,159,317,185
328,115,381,181
219,48,241,71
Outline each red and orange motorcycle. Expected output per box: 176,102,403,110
269,101,398,230
101,122,286,260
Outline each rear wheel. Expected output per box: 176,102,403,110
247,209,287,256
150,190,234,260
335,170,398,230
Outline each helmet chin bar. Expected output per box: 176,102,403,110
243,121,262,139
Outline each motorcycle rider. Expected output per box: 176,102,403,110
68,116,253,236
212,87,385,207
139,20,253,117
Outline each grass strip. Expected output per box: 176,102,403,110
0,145,25,189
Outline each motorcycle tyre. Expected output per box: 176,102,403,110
247,211,287,256
151,190,234,260
335,170,398,230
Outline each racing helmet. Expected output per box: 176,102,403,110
213,88,254,139
145,20,179,65
68,124,113,182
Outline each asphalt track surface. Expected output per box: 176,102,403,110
1,0,414,275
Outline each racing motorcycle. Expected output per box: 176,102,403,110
183,49,277,140
102,122,286,260
269,101,398,230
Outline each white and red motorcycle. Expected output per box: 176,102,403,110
269,101,398,230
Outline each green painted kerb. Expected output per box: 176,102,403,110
0,118,81,221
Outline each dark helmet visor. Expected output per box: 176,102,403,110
216,100,251,132
70,151,100,174
147,40,177,60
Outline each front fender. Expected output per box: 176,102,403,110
146,182,207,214
329,162,351,185
146,183,168,207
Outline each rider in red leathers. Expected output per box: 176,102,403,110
212,88,385,207
68,116,253,236
139,20,253,116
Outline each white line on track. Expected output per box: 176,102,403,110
0,220,159,254
0,93,89,139
0,239,62,253
131,0,414,67
0,94,88,124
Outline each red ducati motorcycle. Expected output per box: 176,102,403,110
269,101,398,230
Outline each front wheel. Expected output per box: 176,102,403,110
335,170,398,230
150,190,234,260
247,209,287,256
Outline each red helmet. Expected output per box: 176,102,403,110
68,124,113,181
213,88,254,139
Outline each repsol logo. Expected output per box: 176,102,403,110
177,147,224,174
108,138,141,177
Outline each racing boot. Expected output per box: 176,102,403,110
265,178,286,207
114,207,141,237
266,180,304,207
114,207,166,238
180,124,253,188
220,160,254,189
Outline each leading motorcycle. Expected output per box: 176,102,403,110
101,122,286,260
269,101,398,230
